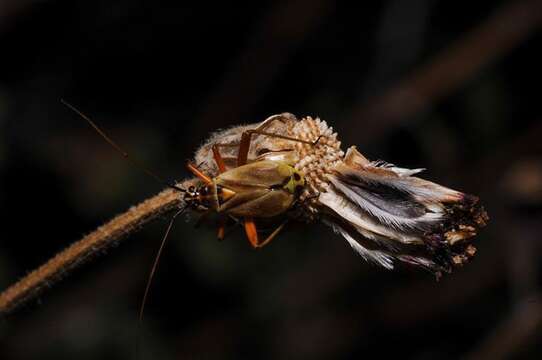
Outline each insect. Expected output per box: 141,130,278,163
60,102,323,321
62,100,316,248
182,114,317,248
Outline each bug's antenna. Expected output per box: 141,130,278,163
138,206,187,322
135,205,186,358
61,99,185,193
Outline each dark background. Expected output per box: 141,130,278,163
1,0,542,359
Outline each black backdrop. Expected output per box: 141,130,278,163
1,1,542,359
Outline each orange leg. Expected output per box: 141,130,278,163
217,223,226,240
196,211,239,241
212,144,227,173
244,218,287,248
186,162,212,184
187,142,231,182
211,143,239,169
244,218,260,248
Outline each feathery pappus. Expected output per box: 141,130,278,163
192,113,488,277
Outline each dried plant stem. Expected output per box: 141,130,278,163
0,184,188,315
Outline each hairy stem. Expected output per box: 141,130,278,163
0,180,195,315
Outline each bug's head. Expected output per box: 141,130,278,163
182,185,199,207
182,184,212,211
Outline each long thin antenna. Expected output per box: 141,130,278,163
61,99,185,193
138,206,186,322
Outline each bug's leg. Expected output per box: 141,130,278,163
244,218,260,248
217,222,226,240
244,218,288,248
194,211,225,241
208,143,240,170
197,212,241,238
218,216,243,241
211,144,229,239
237,115,287,166
251,131,323,146
211,144,228,173
237,115,320,166
215,215,242,239
255,221,288,248
186,162,212,184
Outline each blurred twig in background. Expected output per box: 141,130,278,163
466,295,542,360
347,0,542,145
0,0,37,31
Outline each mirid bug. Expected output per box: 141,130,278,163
61,101,316,248
181,113,319,248
184,160,305,247
57,102,320,321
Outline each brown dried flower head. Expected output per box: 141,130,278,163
194,113,488,277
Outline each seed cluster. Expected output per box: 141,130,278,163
287,116,344,207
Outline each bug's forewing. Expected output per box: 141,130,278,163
215,160,292,190
219,190,294,218
214,160,295,218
